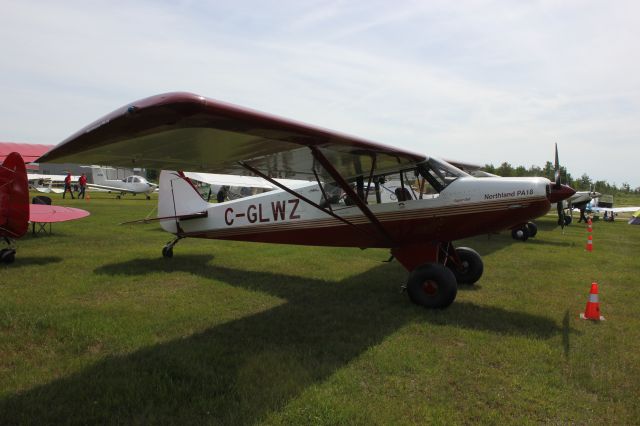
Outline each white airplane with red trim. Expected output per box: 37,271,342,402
38,92,575,309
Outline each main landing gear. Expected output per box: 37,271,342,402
511,221,538,241
394,242,484,309
162,236,183,258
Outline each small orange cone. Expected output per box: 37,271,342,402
86,194,90,201
580,282,605,321
585,218,593,252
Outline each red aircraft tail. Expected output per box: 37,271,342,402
0,152,29,239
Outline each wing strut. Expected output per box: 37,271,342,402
238,161,388,245
309,147,395,246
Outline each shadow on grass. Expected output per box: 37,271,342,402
0,255,567,424
1,256,63,268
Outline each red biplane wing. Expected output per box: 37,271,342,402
37,92,426,181
0,152,29,239
29,205,90,223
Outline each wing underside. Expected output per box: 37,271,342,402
37,92,426,182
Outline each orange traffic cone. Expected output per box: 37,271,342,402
585,219,593,252
580,282,605,321
86,194,90,201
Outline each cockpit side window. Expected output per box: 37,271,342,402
417,158,468,193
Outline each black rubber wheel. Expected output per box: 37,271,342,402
564,215,572,226
146,195,151,200
1,249,16,264
162,246,173,258
407,263,457,309
116,195,121,200
526,222,538,238
511,227,529,241
448,247,483,285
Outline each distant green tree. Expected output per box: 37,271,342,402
496,162,513,177
483,164,496,174
576,174,592,191
146,169,159,183
542,161,554,180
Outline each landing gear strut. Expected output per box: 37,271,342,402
162,236,183,258
393,241,484,309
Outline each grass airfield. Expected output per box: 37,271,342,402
1,192,640,424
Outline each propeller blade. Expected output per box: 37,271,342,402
554,143,561,188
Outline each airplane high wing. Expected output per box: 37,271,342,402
37,93,425,180
38,92,576,309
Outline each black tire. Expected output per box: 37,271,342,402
526,222,538,238
407,263,457,309
564,215,572,226
162,246,173,258
511,227,529,241
448,247,483,285
1,249,16,264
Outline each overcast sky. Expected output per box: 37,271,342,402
1,0,638,187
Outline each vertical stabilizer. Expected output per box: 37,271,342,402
89,166,108,185
158,171,210,233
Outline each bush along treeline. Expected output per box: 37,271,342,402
482,162,638,194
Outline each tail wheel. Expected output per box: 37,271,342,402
0,249,16,264
448,247,483,285
407,264,457,309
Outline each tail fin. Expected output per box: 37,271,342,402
158,171,210,233
0,152,29,238
89,166,108,185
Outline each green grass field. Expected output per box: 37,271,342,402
1,192,639,424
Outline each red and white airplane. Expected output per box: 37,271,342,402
0,152,90,263
38,92,575,308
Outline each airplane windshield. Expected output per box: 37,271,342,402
417,158,469,193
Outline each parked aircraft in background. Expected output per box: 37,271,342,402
38,92,576,309
0,153,89,263
183,172,312,201
27,173,66,194
83,166,157,199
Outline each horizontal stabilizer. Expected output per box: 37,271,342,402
121,211,208,225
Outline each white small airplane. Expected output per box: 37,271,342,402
84,166,157,199
183,172,313,201
27,173,66,194
38,92,576,309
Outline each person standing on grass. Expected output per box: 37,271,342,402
63,172,75,199
77,173,87,199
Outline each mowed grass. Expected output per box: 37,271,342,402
1,192,639,424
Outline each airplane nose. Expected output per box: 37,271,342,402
547,184,576,203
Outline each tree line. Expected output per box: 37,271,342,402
482,162,638,194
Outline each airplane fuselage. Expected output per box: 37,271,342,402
160,174,552,248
